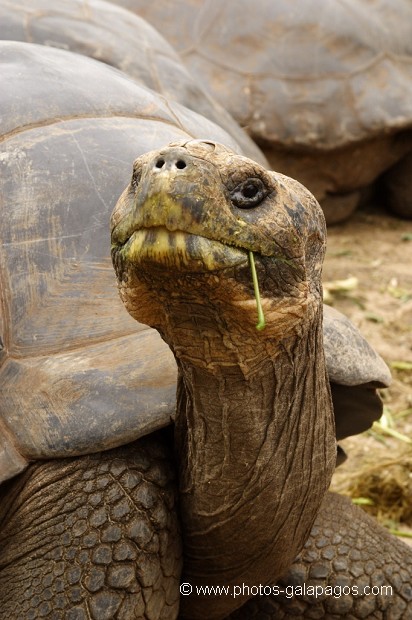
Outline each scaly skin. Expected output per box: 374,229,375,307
0,430,182,620
229,493,412,619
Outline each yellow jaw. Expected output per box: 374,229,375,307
125,226,248,272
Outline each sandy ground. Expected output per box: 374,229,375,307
323,202,412,543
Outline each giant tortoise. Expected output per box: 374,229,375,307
0,41,411,620
118,0,412,223
0,0,264,165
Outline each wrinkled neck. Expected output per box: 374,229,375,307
174,310,336,620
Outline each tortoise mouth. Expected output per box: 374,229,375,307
118,225,249,272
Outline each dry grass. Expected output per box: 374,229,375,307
324,204,412,542
332,449,412,531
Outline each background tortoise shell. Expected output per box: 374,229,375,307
115,0,412,221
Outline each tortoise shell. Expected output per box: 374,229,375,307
0,41,252,482
0,0,265,165
118,0,412,148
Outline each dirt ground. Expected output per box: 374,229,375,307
322,202,412,543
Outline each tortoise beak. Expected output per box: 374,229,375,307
111,146,249,272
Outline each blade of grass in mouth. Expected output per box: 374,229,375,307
249,251,266,331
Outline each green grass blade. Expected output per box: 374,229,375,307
249,251,266,331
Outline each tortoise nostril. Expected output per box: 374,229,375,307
154,155,187,171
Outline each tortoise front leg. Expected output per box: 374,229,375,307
0,429,182,620
229,492,412,619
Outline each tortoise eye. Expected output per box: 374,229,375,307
230,178,268,208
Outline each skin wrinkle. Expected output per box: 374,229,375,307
172,311,335,615
275,354,328,540
266,375,303,502
0,465,84,563
224,381,273,502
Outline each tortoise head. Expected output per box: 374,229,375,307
111,140,326,361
